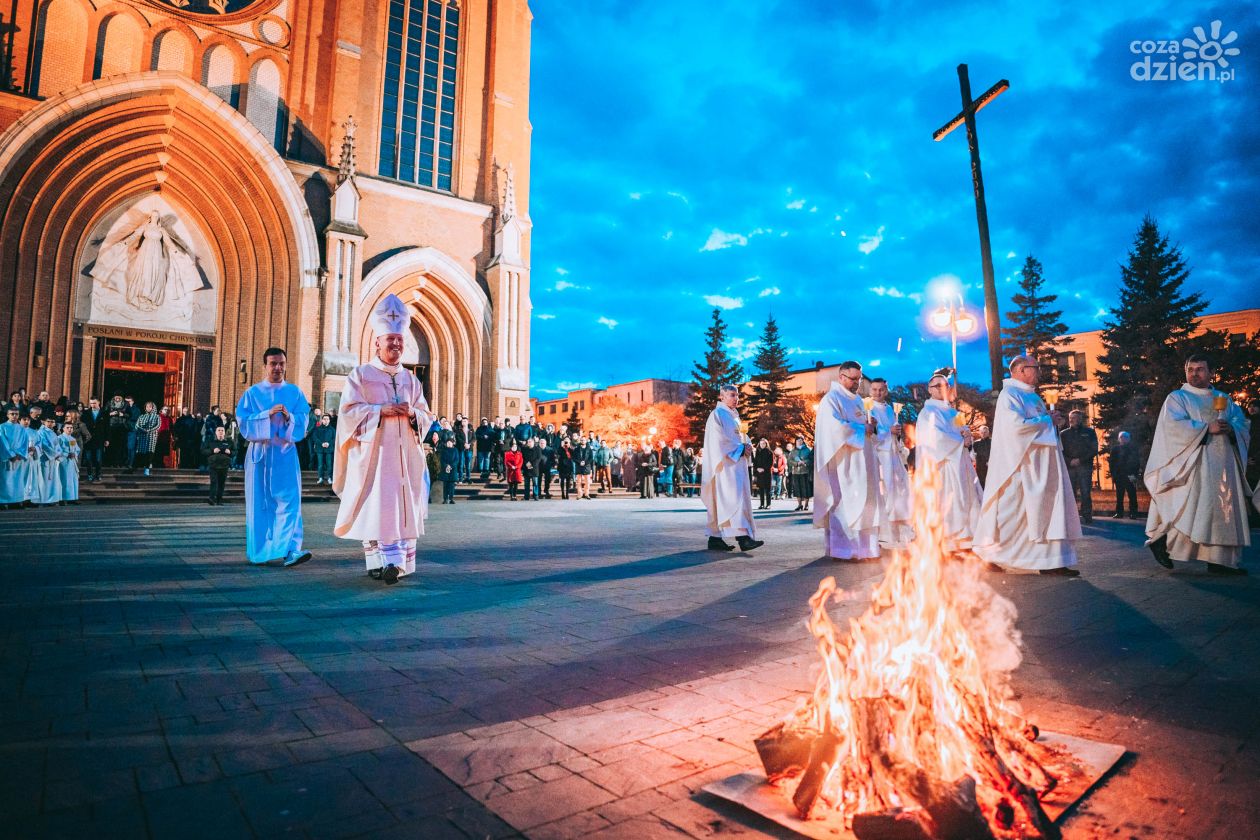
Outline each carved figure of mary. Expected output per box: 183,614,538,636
126,212,170,310
90,208,205,312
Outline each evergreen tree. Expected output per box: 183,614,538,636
745,315,810,442
1095,215,1206,435
1001,255,1068,375
683,308,746,442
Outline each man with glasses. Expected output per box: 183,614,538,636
702,384,762,551
813,362,881,561
912,373,982,553
975,356,1081,576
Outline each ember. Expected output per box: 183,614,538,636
758,464,1073,839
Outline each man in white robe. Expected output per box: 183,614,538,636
31,417,61,506
869,377,913,549
813,362,881,560
914,375,983,553
975,356,1081,576
333,293,435,584
1146,354,1253,575
701,384,762,551
0,407,31,508
235,347,313,567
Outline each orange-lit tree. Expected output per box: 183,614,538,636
584,397,690,446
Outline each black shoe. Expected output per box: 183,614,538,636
1148,536,1174,569
1206,563,1248,576
382,564,400,585
1039,567,1081,577
207,500,215,505
707,537,735,552
736,536,765,552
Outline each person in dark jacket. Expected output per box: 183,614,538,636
475,418,496,480
311,414,336,483
81,398,108,482
680,446,699,498
657,442,675,497
556,438,574,499
788,435,813,511
202,426,234,505
971,424,992,487
753,438,774,509
636,442,658,499
439,438,461,504
521,438,544,500
538,438,556,498
104,394,131,467
1060,410,1099,523
572,436,593,499
1106,430,1142,519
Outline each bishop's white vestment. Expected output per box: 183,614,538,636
701,402,756,539
236,381,310,563
914,399,983,552
0,421,30,504
813,382,881,560
870,400,914,549
974,379,1080,570
333,358,434,576
1145,384,1253,567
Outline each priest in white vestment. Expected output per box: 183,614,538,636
868,378,913,549
915,375,983,553
1145,354,1253,575
701,384,762,551
813,363,881,560
974,356,1081,576
235,347,313,567
0,407,31,508
333,294,435,584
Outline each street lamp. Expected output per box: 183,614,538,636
928,296,977,387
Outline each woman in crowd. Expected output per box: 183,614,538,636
788,434,813,512
134,401,161,476
771,444,788,500
753,437,774,509
503,440,523,501
637,442,658,499
556,437,574,500
681,447,699,497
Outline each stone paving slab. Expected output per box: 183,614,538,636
0,499,1257,838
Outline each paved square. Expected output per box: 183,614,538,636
1,498,1257,838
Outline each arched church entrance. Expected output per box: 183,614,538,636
0,73,320,409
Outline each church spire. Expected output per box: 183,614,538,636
500,162,517,224
336,116,357,185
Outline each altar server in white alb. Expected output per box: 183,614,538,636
333,294,435,585
235,347,313,568
30,416,62,506
701,384,763,552
914,374,983,552
868,377,913,549
0,406,32,508
813,361,881,561
974,356,1081,576
1146,354,1253,575
57,423,81,505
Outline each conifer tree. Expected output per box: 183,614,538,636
683,308,745,442
1095,215,1206,434
745,314,810,442
1001,255,1068,375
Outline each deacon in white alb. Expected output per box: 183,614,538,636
914,374,983,552
701,384,763,552
974,356,1081,576
868,377,913,549
235,347,313,567
1145,354,1253,575
333,294,435,585
813,361,881,561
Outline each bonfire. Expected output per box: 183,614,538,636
755,465,1074,840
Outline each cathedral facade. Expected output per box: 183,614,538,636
0,0,533,419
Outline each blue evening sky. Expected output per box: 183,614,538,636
525,2,1258,395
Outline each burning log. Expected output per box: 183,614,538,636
791,731,841,818
852,776,996,840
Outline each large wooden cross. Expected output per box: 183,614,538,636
933,64,1009,392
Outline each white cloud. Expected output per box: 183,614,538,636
869,285,923,304
556,381,600,392
808,206,818,213
725,337,760,360
858,225,887,255
786,346,831,356
597,316,618,329
759,286,781,297
536,313,556,320
700,229,748,251
553,280,578,291
662,230,674,241
868,359,882,367
1006,250,1017,259
667,190,690,205
744,321,755,328
629,192,642,200
743,275,762,283
703,294,744,309
839,230,847,237
786,198,805,210
555,267,570,275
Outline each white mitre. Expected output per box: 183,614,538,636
370,293,408,337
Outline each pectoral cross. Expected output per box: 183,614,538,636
933,64,1009,392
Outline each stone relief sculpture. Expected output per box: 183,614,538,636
90,209,204,312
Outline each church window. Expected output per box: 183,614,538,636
379,0,459,191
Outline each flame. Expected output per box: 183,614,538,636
773,462,1068,837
